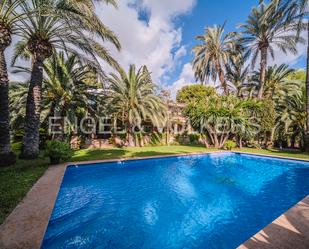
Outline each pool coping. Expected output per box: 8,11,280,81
0,150,308,249
237,195,309,249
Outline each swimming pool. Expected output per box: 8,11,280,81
41,152,309,249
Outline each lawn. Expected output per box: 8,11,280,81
0,157,49,224
1,145,309,225
71,145,219,162
233,148,309,160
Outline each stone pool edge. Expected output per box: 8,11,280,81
237,195,309,249
0,150,308,249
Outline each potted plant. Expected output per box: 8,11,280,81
45,140,73,165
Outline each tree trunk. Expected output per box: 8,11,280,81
127,124,135,147
258,46,268,100
21,56,44,159
305,23,309,152
215,61,229,95
0,49,16,166
239,136,243,149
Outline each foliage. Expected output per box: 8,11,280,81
226,53,250,97
239,0,302,99
107,65,167,146
251,64,296,99
259,100,276,132
184,94,262,148
12,0,121,69
275,79,305,148
192,24,239,94
176,85,216,104
45,140,73,161
285,69,306,81
10,53,100,135
224,140,237,150
240,1,302,68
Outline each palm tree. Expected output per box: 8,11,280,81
284,0,309,151
0,0,26,166
43,53,101,140
107,65,167,146
12,52,100,140
275,80,305,148
226,54,250,97
252,64,295,99
192,24,238,95
13,0,120,159
239,0,302,100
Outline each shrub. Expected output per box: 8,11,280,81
189,134,201,144
247,140,261,149
224,140,237,150
45,140,73,165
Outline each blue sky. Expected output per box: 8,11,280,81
168,0,306,88
169,0,260,85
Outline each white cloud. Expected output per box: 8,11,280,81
5,0,195,84
270,31,307,66
95,0,195,83
169,63,195,99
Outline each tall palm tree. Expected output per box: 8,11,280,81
192,24,238,95
0,0,26,166
13,0,120,159
107,65,167,146
239,0,302,99
284,0,309,151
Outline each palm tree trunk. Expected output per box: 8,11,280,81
238,136,243,149
0,49,16,166
305,23,309,152
21,56,44,159
258,46,268,100
215,62,229,95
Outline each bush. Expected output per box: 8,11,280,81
247,140,261,149
45,140,73,165
189,134,201,144
224,140,237,150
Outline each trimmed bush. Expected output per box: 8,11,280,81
224,140,237,150
45,140,73,165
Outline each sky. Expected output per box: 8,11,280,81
7,0,308,98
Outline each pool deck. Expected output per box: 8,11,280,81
238,195,309,249
0,151,308,249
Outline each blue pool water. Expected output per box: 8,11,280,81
41,152,309,249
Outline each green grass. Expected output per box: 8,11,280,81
233,148,309,160
71,145,218,162
0,157,49,224
1,145,309,225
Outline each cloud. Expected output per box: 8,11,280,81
139,0,196,20
270,31,307,66
169,63,196,99
95,0,195,83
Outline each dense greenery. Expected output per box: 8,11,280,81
106,65,167,146
45,140,72,164
0,0,308,166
